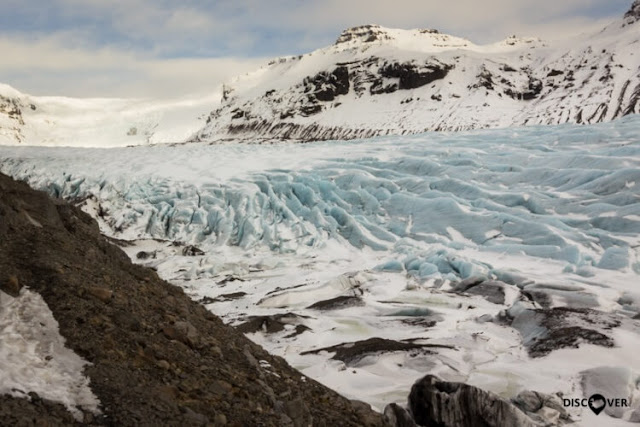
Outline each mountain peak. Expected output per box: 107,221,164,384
624,0,640,24
335,25,442,45
335,25,391,44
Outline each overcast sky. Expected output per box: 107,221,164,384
0,0,633,98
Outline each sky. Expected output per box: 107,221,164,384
0,0,634,98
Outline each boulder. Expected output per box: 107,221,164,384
408,375,538,427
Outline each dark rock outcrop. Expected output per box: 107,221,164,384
236,313,310,336
0,173,388,426
505,304,621,357
408,375,538,427
306,295,365,310
304,66,351,102
378,61,452,91
452,277,506,305
335,25,393,44
301,337,453,365
624,0,640,24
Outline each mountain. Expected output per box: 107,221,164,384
192,2,640,143
0,83,217,147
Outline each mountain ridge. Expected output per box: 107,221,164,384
191,2,640,143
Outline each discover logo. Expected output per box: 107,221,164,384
563,394,629,415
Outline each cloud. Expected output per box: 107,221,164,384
278,0,631,43
0,0,633,97
0,35,265,97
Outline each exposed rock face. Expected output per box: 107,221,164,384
336,25,394,44
0,94,26,143
624,0,640,24
0,173,388,426
375,61,452,92
408,375,538,427
306,66,350,102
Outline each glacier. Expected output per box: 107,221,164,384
1,116,640,424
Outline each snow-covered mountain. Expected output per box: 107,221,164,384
193,1,640,142
0,82,218,147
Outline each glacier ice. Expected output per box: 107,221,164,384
1,116,639,282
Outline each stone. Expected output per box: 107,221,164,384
213,413,228,425
513,390,543,413
157,360,171,370
136,251,156,260
409,375,538,427
351,400,388,426
383,403,417,427
182,407,209,426
87,286,113,302
164,321,200,348
1,275,21,297
182,245,205,256
536,406,560,425
283,397,312,427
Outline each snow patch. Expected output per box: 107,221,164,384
0,288,101,419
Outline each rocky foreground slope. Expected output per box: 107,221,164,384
0,172,389,426
192,1,640,142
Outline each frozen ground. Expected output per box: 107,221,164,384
2,116,640,424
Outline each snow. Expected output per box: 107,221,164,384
0,288,101,419
0,83,219,147
1,115,639,423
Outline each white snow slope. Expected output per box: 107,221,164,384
192,3,640,142
0,82,219,147
1,116,640,424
